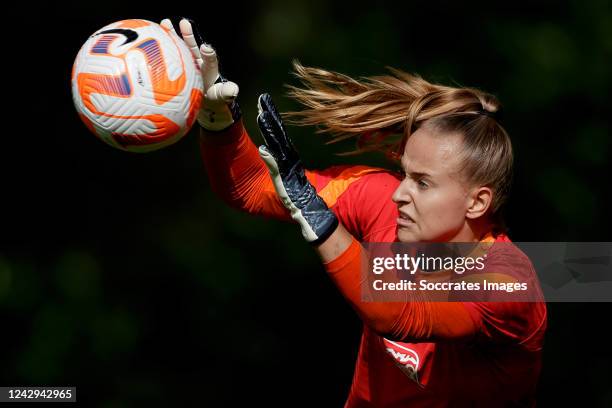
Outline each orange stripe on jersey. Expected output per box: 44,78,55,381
312,166,384,208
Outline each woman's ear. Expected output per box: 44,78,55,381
466,187,493,219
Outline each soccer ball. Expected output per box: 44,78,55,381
72,19,203,152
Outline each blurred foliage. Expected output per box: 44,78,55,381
4,0,611,406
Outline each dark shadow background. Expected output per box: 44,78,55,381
3,0,611,406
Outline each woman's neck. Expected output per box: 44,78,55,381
449,218,493,243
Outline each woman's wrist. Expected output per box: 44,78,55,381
317,223,356,264
199,120,245,146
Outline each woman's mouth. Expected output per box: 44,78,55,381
397,212,415,227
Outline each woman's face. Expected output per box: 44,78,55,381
392,126,482,243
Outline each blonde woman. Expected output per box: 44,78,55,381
165,18,547,407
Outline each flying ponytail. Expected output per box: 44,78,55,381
284,60,512,235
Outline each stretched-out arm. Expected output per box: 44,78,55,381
168,18,387,228
318,225,477,342
200,119,389,231
163,17,292,220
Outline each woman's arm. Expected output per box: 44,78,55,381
169,19,390,234
200,121,291,220
166,18,294,221
317,224,478,342
200,119,389,235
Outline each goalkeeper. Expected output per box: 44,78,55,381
164,18,547,407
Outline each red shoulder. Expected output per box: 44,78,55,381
465,239,548,351
310,166,400,241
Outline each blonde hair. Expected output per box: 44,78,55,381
284,61,512,234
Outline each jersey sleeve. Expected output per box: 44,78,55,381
324,235,547,349
199,121,287,220
461,243,548,351
323,236,479,343
331,170,401,241
199,121,390,238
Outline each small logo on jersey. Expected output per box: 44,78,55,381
383,338,420,383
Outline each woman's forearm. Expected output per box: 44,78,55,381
315,223,354,263
199,122,292,220
319,226,478,342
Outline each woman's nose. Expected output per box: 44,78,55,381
392,182,411,204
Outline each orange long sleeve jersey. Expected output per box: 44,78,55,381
199,121,547,407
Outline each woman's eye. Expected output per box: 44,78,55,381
417,179,429,189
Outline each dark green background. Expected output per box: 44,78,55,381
4,0,611,406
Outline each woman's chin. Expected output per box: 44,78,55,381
397,227,419,243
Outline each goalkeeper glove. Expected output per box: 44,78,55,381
256,93,338,245
160,18,241,131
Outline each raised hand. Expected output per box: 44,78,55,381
257,93,338,244
160,18,241,131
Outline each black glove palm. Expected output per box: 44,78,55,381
256,93,338,245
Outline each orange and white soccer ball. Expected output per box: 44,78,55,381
72,19,203,152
